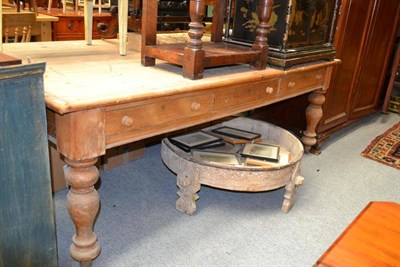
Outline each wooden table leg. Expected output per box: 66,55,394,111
64,157,101,265
250,0,273,70
84,0,93,45
182,0,206,80
141,0,157,66
55,108,105,265
301,89,326,152
302,66,332,152
118,0,128,55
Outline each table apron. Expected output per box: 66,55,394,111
104,68,326,148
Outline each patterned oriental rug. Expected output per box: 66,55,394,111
361,122,400,170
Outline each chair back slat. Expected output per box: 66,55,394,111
2,12,36,43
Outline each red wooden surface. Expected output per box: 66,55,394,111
315,202,400,267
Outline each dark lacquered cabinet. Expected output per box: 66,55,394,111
128,0,190,32
252,0,400,153
228,0,339,68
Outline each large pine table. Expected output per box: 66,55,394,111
3,40,338,266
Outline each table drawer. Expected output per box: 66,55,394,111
53,16,115,41
106,94,212,135
213,79,280,110
281,69,325,95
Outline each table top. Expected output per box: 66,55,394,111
2,40,339,115
2,10,59,22
36,13,59,22
315,201,400,267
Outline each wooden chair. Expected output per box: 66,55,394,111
14,0,38,14
2,12,36,43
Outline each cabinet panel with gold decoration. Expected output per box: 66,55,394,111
226,0,340,68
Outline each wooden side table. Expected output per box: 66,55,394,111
141,0,274,79
315,201,400,267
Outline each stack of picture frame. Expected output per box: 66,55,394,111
169,126,283,167
211,126,263,144
168,131,224,152
241,142,280,163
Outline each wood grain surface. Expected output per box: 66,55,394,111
3,39,340,266
2,40,339,114
315,201,400,267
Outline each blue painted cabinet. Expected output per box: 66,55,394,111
0,63,58,266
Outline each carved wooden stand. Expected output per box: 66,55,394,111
161,117,305,214
141,0,274,79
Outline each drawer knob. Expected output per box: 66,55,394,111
191,102,201,112
265,87,274,94
315,74,322,80
288,81,296,89
67,24,74,30
121,115,134,127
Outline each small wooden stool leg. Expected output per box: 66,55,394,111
84,0,94,45
118,0,128,55
250,0,273,70
210,0,227,42
141,0,157,66
182,0,206,80
282,163,304,213
176,170,200,215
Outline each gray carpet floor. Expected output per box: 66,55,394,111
54,112,400,267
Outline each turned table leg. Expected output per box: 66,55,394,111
183,0,206,80
301,89,326,152
176,170,200,215
250,0,273,70
55,108,105,265
64,157,101,265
